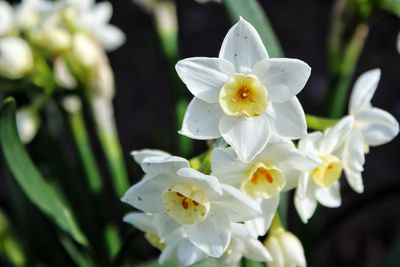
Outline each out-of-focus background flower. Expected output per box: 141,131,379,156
0,0,399,267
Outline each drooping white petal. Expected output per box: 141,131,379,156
177,239,208,266
355,108,399,146
219,114,270,163
179,97,224,139
246,195,279,236
215,184,262,222
123,212,156,233
176,57,235,103
219,17,268,73
176,168,223,195
210,147,248,185
91,2,112,24
159,239,180,264
298,131,323,156
349,69,381,115
315,182,341,208
252,58,311,103
279,231,306,267
0,1,14,35
343,131,365,173
267,97,307,139
141,155,189,176
121,175,172,212
184,207,231,257
131,149,171,165
294,173,317,223
95,25,126,51
320,116,353,154
243,239,272,262
344,168,364,194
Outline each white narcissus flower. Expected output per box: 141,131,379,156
121,153,262,258
63,0,126,51
123,212,209,267
0,37,33,79
218,223,272,266
176,17,310,163
294,117,355,223
0,0,14,35
344,69,399,192
264,227,306,267
211,141,319,235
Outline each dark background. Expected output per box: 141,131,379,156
1,0,400,266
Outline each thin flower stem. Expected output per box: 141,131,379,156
68,108,103,193
305,114,337,131
96,125,129,197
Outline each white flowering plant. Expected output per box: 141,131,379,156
0,0,399,267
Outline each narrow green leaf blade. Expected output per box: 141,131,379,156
0,98,88,246
223,0,284,58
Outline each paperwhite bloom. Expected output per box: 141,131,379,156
264,227,306,267
218,223,272,266
294,117,354,223
63,0,125,51
211,141,318,235
0,37,33,79
176,18,310,162
123,212,208,266
121,152,262,257
341,69,399,193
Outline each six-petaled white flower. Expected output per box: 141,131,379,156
176,17,310,163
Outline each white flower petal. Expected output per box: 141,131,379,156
0,37,33,79
210,147,248,185
252,58,311,103
153,213,182,242
355,108,399,146
92,2,112,24
243,239,272,262
215,184,262,222
121,175,171,212
265,236,285,267
267,97,307,139
315,182,341,208
177,239,208,266
298,131,323,156
131,149,171,165
159,239,179,264
344,168,364,194
0,1,14,35
349,69,381,114
219,17,268,73
280,231,306,267
179,97,224,139
219,114,270,163
96,25,126,51
176,57,235,103
185,207,231,257
246,195,279,236
177,168,223,195
343,131,365,173
123,212,155,233
141,155,189,176
294,173,317,223
320,116,353,154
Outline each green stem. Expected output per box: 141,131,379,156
68,107,103,193
306,114,337,131
96,124,129,197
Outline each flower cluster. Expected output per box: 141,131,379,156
122,18,399,266
0,0,125,142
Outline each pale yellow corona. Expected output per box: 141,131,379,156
241,162,286,199
162,183,210,225
311,154,343,187
219,73,268,117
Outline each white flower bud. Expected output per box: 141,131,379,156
16,108,40,144
0,37,33,79
0,1,14,35
264,228,306,267
71,33,98,68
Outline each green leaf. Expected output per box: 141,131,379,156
378,0,400,16
0,98,88,246
223,0,284,58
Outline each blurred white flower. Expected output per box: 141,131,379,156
0,0,14,35
121,153,261,257
16,107,40,144
176,17,310,162
294,117,354,223
218,223,272,266
264,227,306,267
211,141,318,235
0,37,33,79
